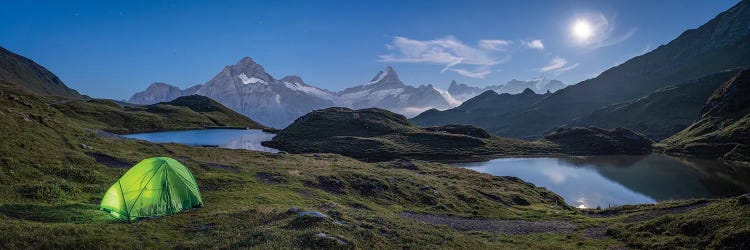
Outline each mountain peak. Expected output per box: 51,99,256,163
237,56,257,66
219,56,273,83
281,75,305,85
369,66,401,84
520,88,537,95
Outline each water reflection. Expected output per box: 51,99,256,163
458,154,750,208
123,129,279,153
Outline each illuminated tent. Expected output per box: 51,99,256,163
100,157,203,222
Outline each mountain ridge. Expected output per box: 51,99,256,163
413,0,750,140
0,46,84,99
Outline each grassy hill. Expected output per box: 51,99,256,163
265,107,654,162
54,94,265,134
0,46,84,99
574,69,744,141
660,68,750,163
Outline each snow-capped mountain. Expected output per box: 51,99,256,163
130,61,460,128
129,59,460,127
338,66,459,116
129,57,336,128
447,77,566,102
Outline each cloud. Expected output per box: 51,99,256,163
378,36,511,78
524,39,544,50
555,63,579,72
448,67,493,78
478,39,512,51
538,56,579,72
539,56,567,72
573,12,637,48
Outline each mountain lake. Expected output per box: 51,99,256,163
457,154,750,208
123,129,280,153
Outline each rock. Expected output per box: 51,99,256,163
297,211,328,219
79,144,93,150
738,193,750,205
313,233,349,247
289,211,330,228
287,207,301,214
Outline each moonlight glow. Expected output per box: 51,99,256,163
572,20,593,41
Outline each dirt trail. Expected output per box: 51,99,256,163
400,212,577,234
622,200,712,222
401,200,714,237
584,200,714,239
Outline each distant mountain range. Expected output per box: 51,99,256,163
414,0,750,140
447,77,565,102
130,59,556,128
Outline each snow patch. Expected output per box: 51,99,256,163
238,73,266,85
368,70,389,84
431,86,462,107
283,81,337,101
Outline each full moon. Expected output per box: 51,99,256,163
572,20,593,41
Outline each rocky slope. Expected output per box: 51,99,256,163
422,0,750,139
574,68,745,140
660,68,750,162
0,46,84,99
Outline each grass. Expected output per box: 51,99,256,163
1,83,748,249
658,69,750,164
607,198,750,249
52,94,265,134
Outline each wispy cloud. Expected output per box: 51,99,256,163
448,67,494,78
478,39,512,51
379,36,511,78
574,13,637,49
524,39,544,50
538,56,578,72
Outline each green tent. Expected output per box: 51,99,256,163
100,157,203,222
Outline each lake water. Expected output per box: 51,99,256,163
458,154,750,208
123,129,279,153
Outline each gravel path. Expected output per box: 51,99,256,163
400,212,577,234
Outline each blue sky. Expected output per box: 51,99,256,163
0,0,739,100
